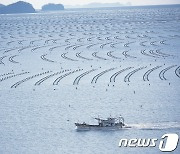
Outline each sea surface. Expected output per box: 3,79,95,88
0,5,180,154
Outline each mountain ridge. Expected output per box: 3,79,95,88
0,1,35,14
42,3,64,11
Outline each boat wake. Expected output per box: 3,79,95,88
127,122,180,130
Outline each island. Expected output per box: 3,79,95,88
42,3,64,11
0,4,5,8
0,1,35,14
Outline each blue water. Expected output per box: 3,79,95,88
0,5,180,154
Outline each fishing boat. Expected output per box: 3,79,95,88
75,115,129,130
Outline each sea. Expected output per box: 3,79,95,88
0,4,180,154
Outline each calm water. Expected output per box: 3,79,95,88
0,5,180,154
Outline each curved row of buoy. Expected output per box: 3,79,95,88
110,67,133,82
41,54,55,63
91,68,116,84
143,66,162,81
53,69,83,85
92,52,107,60
107,51,121,59
175,66,180,78
141,49,174,58
0,72,29,82
0,55,19,65
124,66,147,82
159,65,177,80
73,69,97,85
0,56,6,65
76,52,93,61
0,71,14,77
35,70,70,86
122,50,137,58
61,52,78,61
9,55,19,64
11,71,51,88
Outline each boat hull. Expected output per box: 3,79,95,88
75,125,124,131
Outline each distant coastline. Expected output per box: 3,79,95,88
0,1,65,14
0,1,180,15
65,3,180,9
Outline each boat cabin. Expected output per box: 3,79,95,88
98,117,116,127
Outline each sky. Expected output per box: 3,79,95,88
0,0,180,9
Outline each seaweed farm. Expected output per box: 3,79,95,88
0,6,180,154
